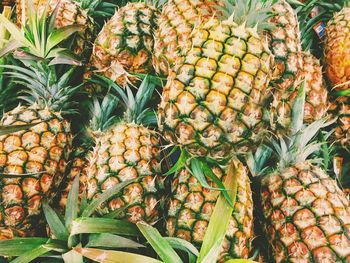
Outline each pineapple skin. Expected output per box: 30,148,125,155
158,18,273,159
15,0,93,57
267,0,302,91
261,162,350,262
153,0,221,76
325,7,350,90
329,96,350,148
271,52,328,131
89,2,159,87
0,105,72,238
55,148,88,213
166,160,254,262
86,123,163,224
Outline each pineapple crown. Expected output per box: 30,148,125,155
76,0,116,20
0,0,82,66
1,62,81,115
218,0,274,32
88,93,120,133
0,7,17,117
87,74,158,131
126,0,167,8
269,84,334,169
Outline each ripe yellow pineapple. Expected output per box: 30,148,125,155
153,0,222,76
15,0,93,56
86,77,163,224
267,0,302,91
261,91,350,262
88,2,159,88
158,0,273,159
325,6,350,90
0,64,79,239
166,159,253,262
271,52,328,131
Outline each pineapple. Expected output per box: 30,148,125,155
261,91,350,262
271,52,328,131
55,147,88,212
166,159,254,262
0,64,80,239
88,2,160,88
86,76,163,224
299,0,349,149
267,0,302,91
325,5,350,90
158,0,273,159
329,96,350,148
153,0,222,76
262,161,350,262
15,0,94,57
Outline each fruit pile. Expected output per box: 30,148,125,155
0,0,349,262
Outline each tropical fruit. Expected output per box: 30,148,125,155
267,0,302,91
55,147,88,212
270,52,328,131
15,0,93,56
0,65,77,239
325,6,350,90
261,92,350,262
329,96,350,148
166,159,254,262
262,161,350,262
86,122,163,223
86,77,164,224
88,2,159,87
158,0,273,159
153,0,221,76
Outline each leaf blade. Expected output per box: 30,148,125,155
74,247,163,263
137,222,182,263
197,159,239,262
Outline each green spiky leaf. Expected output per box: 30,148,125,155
0,238,49,257
137,222,183,263
43,202,69,241
10,242,65,263
70,217,140,237
164,150,189,176
47,25,85,52
74,247,162,263
291,81,306,136
62,249,83,263
197,160,239,262
86,233,144,249
65,174,80,229
165,237,199,263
